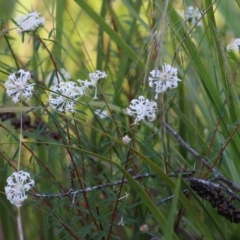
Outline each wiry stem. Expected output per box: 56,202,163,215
17,208,23,240
32,173,155,202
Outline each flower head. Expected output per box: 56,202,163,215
149,64,181,99
78,70,108,99
5,171,35,207
94,109,108,119
122,135,131,144
185,6,202,26
126,96,157,124
16,11,45,33
5,69,35,103
45,68,71,86
226,38,240,51
49,81,82,112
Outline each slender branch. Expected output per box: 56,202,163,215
34,33,60,84
214,175,240,192
156,189,189,206
31,173,156,200
162,122,240,193
162,122,215,172
4,34,20,69
31,170,240,207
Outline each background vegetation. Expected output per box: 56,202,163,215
0,0,240,239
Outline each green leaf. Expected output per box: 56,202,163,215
164,177,181,240
74,0,144,69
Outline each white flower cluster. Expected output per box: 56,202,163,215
4,68,107,113
5,69,35,103
185,6,202,26
48,70,107,112
78,70,108,99
49,81,83,112
126,96,157,124
16,11,45,33
148,63,181,99
226,38,240,52
126,64,180,124
5,171,35,207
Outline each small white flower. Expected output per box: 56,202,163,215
5,171,35,207
149,64,181,99
126,96,157,124
117,215,125,226
122,135,131,144
45,68,71,86
16,11,45,33
49,81,82,112
226,38,240,51
185,6,202,26
203,128,209,136
5,69,35,103
78,70,108,99
94,109,108,119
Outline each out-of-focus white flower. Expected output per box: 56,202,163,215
226,38,240,51
126,96,157,124
122,135,131,144
49,81,82,112
117,215,125,226
185,6,202,26
94,109,108,119
5,69,35,103
45,68,71,86
118,192,129,200
203,128,209,137
16,11,45,33
149,64,181,99
78,70,108,99
139,224,149,233
5,171,35,207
